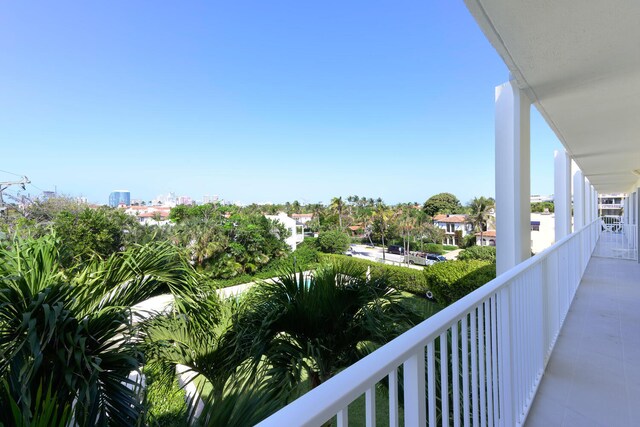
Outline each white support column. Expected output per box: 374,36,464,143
584,179,592,224
572,166,585,231
495,79,531,275
554,150,571,240
626,195,631,224
636,189,640,264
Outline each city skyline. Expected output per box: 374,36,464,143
1,2,563,206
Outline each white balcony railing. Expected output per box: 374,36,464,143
598,203,622,210
594,220,638,261
258,219,601,427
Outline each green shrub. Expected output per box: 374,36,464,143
143,364,188,426
318,254,430,295
317,230,351,254
462,234,477,248
424,260,496,305
291,239,320,265
442,245,458,251
457,246,496,262
425,243,444,254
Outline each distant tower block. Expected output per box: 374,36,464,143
109,190,131,207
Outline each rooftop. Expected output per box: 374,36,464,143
433,214,467,223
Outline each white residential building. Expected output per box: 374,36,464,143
265,212,304,251
291,213,314,225
433,214,473,246
598,192,625,217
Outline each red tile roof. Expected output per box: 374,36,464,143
434,214,467,223
475,230,496,237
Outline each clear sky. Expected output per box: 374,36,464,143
1,1,562,206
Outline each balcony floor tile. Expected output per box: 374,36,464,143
526,252,640,427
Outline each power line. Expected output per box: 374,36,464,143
0,169,24,177
29,182,46,193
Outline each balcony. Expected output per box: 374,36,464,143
526,247,640,426
599,203,622,210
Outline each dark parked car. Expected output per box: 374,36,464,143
426,253,447,262
387,245,405,255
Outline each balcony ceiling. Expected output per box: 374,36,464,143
465,0,640,193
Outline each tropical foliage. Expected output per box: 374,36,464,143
466,196,494,247
229,262,420,391
0,190,498,425
0,235,197,426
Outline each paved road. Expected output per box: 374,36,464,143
349,244,422,270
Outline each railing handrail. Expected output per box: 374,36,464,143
258,219,601,426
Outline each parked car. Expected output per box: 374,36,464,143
426,253,447,262
404,252,435,266
386,245,405,255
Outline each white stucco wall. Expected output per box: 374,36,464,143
266,212,299,251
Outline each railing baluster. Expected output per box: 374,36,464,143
440,332,449,427
491,295,499,425
389,368,399,427
471,308,479,427
478,302,486,427
428,342,436,426
462,314,470,427
484,299,493,427
365,387,375,427
337,408,348,427
452,322,461,427
404,348,426,427
498,285,514,427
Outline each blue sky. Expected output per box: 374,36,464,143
1,1,562,206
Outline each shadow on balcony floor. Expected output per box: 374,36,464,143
526,251,640,426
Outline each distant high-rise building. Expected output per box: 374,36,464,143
178,196,193,205
203,195,219,204
109,190,131,207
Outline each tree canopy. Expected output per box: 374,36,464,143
423,193,463,217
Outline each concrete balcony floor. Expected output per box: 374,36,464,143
526,246,640,426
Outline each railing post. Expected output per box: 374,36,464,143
498,286,515,426
404,349,426,427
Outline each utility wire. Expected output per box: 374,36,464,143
0,169,24,177
29,182,46,193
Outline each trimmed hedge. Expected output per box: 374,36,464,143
318,253,430,295
424,260,496,305
457,246,496,262
425,243,444,255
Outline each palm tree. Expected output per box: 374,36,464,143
0,234,198,426
143,296,284,426
373,202,395,261
467,196,495,246
329,196,344,229
398,213,417,263
231,262,418,393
